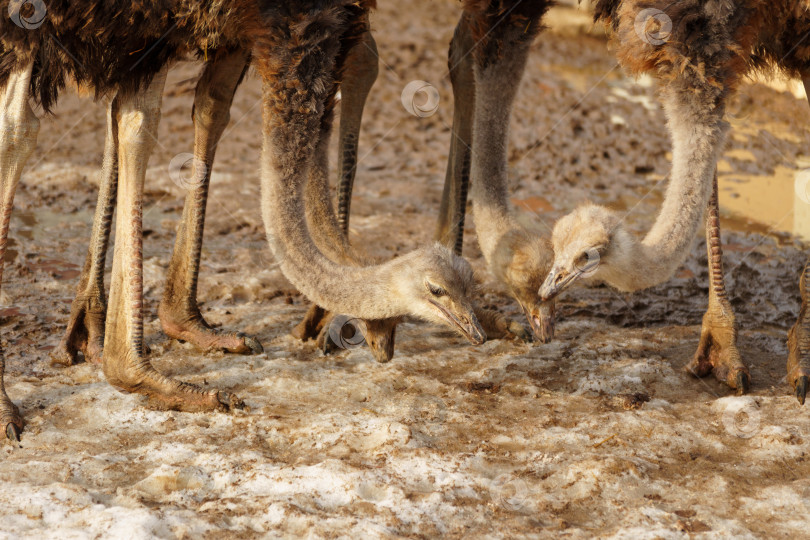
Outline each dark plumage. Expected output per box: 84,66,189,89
594,0,810,92
0,0,390,438
461,0,554,67
0,0,374,111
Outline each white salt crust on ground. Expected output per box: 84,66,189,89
2,1,810,538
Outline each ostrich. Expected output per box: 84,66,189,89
539,0,810,402
0,0,485,442
334,0,557,343
52,31,400,365
50,49,263,367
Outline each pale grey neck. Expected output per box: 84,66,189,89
469,42,532,267
304,121,355,265
260,103,406,319
613,90,729,291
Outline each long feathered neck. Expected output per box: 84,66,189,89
259,91,410,319
469,38,534,277
606,89,729,292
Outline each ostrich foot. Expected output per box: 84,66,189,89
1,398,23,443
475,306,531,342
686,310,750,395
51,295,106,366
159,304,262,355
291,304,329,341
317,313,398,364
104,351,244,412
787,316,810,405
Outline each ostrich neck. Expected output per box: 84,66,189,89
611,90,729,292
469,42,532,272
260,98,405,319
304,119,357,265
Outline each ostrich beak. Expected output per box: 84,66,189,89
430,300,486,345
523,301,555,344
539,265,581,301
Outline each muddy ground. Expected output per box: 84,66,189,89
2,1,810,538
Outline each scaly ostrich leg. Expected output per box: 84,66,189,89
103,67,241,412
686,174,749,394
0,63,40,441
435,14,475,255
51,97,119,366
786,77,810,404
336,23,378,236
158,48,262,355
787,264,810,404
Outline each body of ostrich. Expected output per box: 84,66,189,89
541,0,810,401
0,0,484,442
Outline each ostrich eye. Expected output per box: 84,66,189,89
427,283,447,297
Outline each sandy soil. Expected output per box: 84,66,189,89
2,2,810,538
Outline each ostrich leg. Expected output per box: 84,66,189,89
51,97,119,366
336,24,379,236
435,14,475,255
158,49,262,355
788,264,810,404
0,63,40,441
686,174,750,394
103,67,241,412
786,77,810,405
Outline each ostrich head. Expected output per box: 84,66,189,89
362,318,398,364
395,244,486,345
540,204,634,300
492,232,556,343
